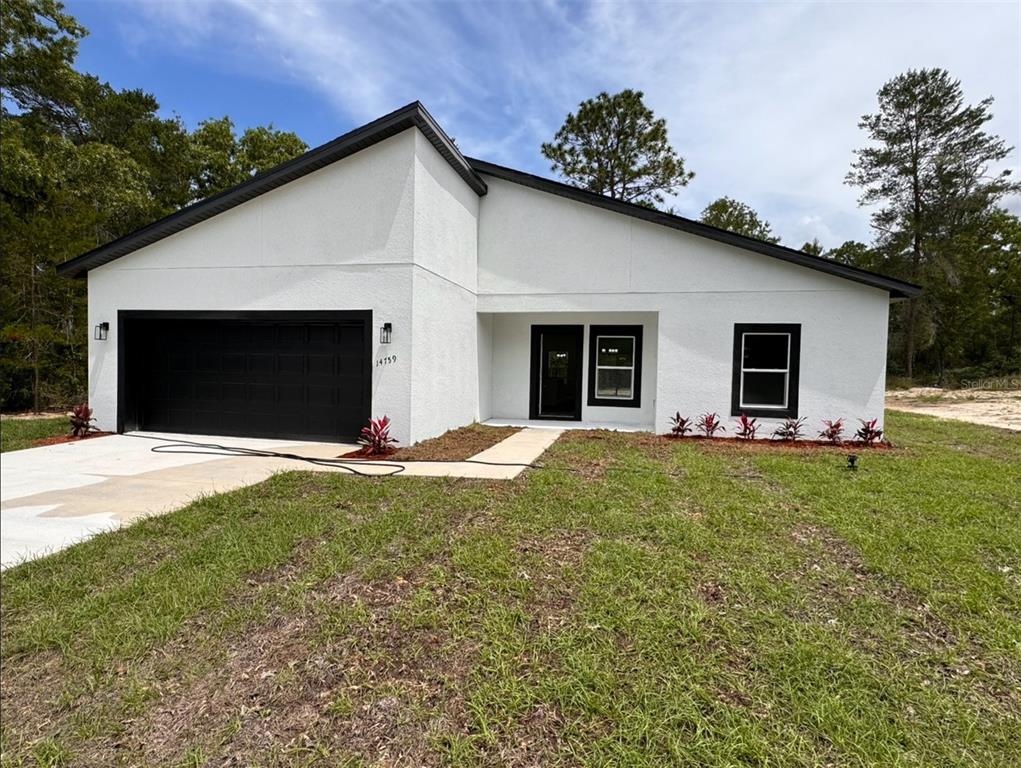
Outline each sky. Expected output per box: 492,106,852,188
67,0,1020,248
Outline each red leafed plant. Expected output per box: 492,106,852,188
734,413,759,440
697,412,725,438
358,415,398,455
772,417,806,442
69,404,95,437
669,412,693,438
855,418,884,446
819,418,845,444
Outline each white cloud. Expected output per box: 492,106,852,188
123,0,1020,246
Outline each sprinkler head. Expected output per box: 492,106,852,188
847,454,859,471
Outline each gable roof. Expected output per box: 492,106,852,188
57,101,485,278
56,102,921,299
468,159,921,299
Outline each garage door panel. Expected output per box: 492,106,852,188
126,314,368,441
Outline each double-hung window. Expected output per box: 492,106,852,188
588,325,643,408
731,324,801,417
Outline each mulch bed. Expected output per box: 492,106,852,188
661,435,893,450
32,431,114,448
338,424,521,462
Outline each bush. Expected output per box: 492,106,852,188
68,404,95,437
771,417,806,442
855,418,884,446
358,415,398,455
734,413,759,440
697,412,725,438
818,418,845,444
669,412,693,438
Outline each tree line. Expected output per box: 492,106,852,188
1,0,308,411
543,86,1020,384
2,1,1018,413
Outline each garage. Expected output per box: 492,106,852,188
118,311,371,441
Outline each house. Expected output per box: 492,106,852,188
57,102,921,446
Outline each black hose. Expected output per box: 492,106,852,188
125,434,541,476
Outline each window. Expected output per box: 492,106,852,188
731,324,801,417
588,325,643,408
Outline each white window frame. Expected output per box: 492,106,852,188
739,332,791,410
594,335,636,401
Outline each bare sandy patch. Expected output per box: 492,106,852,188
886,388,1021,431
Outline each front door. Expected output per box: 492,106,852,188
529,325,583,420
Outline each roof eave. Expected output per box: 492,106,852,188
57,101,486,279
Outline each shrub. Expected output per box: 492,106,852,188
772,417,806,442
734,413,759,440
669,412,693,438
68,404,95,437
697,412,725,438
358,415,398,455
855,418,884,446
818,418,845,444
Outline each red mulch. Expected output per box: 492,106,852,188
32,431,114,448
337,446,398,460
661,435,893,450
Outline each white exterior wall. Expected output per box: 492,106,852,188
87,130,419,444
477,176,890,435
408,131,480,443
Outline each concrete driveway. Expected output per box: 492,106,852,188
0,428,561,569
0,432,357,569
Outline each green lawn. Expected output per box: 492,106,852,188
1,412,1018,766
0,417,67,453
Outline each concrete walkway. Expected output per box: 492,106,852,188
1,428,560,568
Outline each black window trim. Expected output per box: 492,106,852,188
587,324,643,408
731,323,801,418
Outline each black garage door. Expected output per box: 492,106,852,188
120,312,370,441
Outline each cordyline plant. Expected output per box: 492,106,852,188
734,413,759,440
358,415,398,455
669,412,693,438
68,404,95,437
772,417,806,442
855,418,884,446
819,418,845,444
697,412,725,438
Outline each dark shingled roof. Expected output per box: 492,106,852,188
57,102,921,300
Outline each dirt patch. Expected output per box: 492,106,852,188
662,435,893,450
31,431,113,447
887,388,1021,431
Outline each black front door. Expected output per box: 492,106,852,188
529,325,583,420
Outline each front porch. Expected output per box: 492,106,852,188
477,311,659,432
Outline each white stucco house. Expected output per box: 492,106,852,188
58,102,920,446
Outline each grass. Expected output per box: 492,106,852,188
1,411,1019,766
0,417,67,453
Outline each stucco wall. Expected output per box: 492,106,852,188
87,130,419,443
477,175,891,435
407,131,480,443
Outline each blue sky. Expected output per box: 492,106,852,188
68,0,1019,247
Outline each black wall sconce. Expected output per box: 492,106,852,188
380,322,392,344
94,321,109,341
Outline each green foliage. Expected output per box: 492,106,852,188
847,67,1020,380
0,0,308,411
541,89,693,208
700,196,780,243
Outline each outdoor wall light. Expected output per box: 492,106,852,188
94,321,109,341
380,322,392,344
